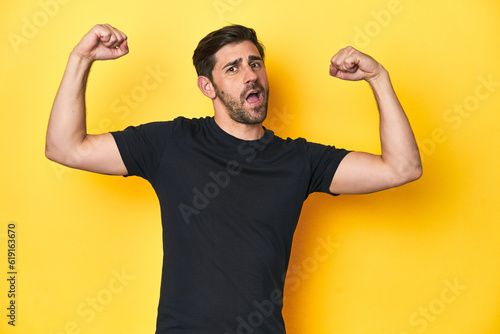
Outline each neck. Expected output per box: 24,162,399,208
213,113,264,141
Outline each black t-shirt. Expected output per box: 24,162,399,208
111,116,350,334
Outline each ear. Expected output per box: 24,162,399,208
197,76,217,99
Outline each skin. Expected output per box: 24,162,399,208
197,40,269,140
328,47,422,193
45,24,422,193
45,24,128,175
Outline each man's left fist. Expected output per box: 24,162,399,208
329,46,384,82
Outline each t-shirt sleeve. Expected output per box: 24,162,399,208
110,121,173,181
304,140,351,196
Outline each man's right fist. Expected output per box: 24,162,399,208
72,24,129,62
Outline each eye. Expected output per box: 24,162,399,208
227,66,237,73
250,62,260,68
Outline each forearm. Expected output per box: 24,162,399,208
368,68,422,182
45,52,94,163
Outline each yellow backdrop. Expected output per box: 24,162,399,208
1,0,499,333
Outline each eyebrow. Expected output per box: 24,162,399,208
249,55,263,62
222,58,242,71
221,55,263,70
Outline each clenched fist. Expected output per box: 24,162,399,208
329,46,384,82
72,24,129,62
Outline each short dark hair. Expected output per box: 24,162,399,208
193,25,265,82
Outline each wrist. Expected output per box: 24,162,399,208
63,50,94,85
69,49,94,69
366,65,390,87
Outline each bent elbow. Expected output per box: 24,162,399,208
44,141,69,166
388,164,422,188
412,165,423,181
399,164,423,186
45,142,57,162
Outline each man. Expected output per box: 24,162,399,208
46,24,421,333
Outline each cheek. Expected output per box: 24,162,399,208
259,73,269,86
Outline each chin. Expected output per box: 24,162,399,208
247,108,268,124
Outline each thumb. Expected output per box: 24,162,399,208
329,63,339,77
102,39,129,60
115,39,129,57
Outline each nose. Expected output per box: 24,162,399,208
243,64,257,84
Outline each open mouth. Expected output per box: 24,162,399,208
245,90,262,105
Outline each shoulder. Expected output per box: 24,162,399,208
260,134,314,162
275,135,315,152
281,136,343,152
120,116,212,135
273,135,349,164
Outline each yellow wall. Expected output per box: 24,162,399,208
1,0,499,333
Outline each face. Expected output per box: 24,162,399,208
211,41,269,125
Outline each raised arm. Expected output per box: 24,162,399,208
45,24,129,175
329,46,422,194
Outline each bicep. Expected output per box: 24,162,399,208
329,151,402,194
65,133,128,175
